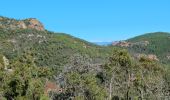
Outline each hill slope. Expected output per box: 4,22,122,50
0,16,170,100
127,32,170,64
0,16,113,71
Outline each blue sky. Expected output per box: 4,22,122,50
0,0,170,42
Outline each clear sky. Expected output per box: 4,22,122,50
0,0,170,42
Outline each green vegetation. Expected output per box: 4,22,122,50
49,49,169,100
0,53,51,100
0,28,113,66
0,17,169,100
127,32,170,64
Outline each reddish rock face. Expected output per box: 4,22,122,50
112,41,131,47
0,17,45,31
26,18,44,31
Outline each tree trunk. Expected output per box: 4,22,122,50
141,89,143,100
125,71,130,100
109,77,113,100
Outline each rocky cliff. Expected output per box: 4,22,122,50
0,16,44,31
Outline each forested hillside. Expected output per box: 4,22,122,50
0,16,169,100
127,32,170,64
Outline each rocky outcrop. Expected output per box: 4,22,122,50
17,21,27,29
134,53,159,61
112,41,149,47
112,41,131,47
0,16,45,31
24,18,44,31
147,54,159,61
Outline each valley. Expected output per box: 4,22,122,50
0,16,169,100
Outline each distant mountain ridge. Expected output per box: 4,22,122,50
93,42,112,46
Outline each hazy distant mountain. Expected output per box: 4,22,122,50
93,42,112,46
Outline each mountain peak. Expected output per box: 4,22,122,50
0,16,45,31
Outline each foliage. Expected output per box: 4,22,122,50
0,53,51,100
0,16,170,100
101,49,167,100
127,32,170,64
